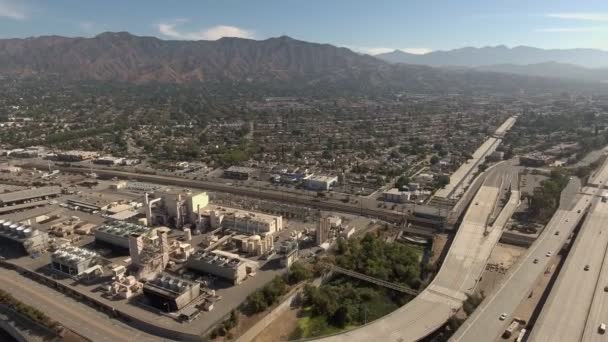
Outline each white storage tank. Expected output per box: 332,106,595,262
3,221,12,230
184,228,192,241
23,228,32,237
16,226,25,237
9,224,18,234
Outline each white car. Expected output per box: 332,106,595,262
499,313,508,321
546,251,552,257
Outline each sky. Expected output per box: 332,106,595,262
1,0,608,54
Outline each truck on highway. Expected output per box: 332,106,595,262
502,317,524,339
516,328,527,342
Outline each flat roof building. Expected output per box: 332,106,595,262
143,273,200,312
0,186,61,207
223,166,255,180
55,150,99,162
304,175,338,191
0,219,50,255
50,246,99,277
206,205,283,234
187,250,257,285
95,221,152,250
382,188,411,203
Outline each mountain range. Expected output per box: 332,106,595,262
0,32,604,95
375,46,608,69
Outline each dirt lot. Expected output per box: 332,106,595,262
478,243,526,296
252,306,300,342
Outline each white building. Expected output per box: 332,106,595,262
382,188,411,203
206,205,283,234
305,175,338,191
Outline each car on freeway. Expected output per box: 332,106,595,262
533,258,539,264
499,313,508,321
546,251,552,257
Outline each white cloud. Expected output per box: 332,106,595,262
535,27,606,33
157,20,254,40
0,0,26,20
547,13,608,22
345,45,432,55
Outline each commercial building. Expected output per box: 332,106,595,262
94,221,152,250
0,219,50,255
187,250,258,285
206,205,283,234
0,186,61,207
55,150,99,162
50,246,99,277
382,188,411,203
94,156,123,166
143,273,200,312
223,166,255,180
520,153,553,167
304,175,338,191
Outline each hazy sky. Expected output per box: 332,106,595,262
1,0,608,54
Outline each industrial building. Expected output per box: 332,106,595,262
129,229,170,280
382,188,411,203
304,175,338,191
143,273,201,312
146,190,209,228
206,205,283,234
316,216,331,245
187,250,258,285
50,246,100,277
223,166,255,180
0,219,50,254
232,234,274,256
94,221,152,250
0,186,61,207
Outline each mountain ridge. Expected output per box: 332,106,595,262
376,46,608,69
0,32,605,95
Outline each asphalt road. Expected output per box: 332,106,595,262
450,177,596,342
0,268,161,342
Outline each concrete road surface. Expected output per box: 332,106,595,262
451,177,595,342
315,165,518,342
531,193,608,342
0,268,161,342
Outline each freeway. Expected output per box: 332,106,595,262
451,176,600,341
314,164,519,342
528,197,608,342
0,268,160,342
435,116,516,200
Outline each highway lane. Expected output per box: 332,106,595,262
582,201,608,342
315,165,518,342
527,198,608,342
450,176,595,342
0,268,160,342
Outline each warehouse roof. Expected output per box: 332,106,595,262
0,186,61,204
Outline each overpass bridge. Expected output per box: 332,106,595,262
312,165,520,342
